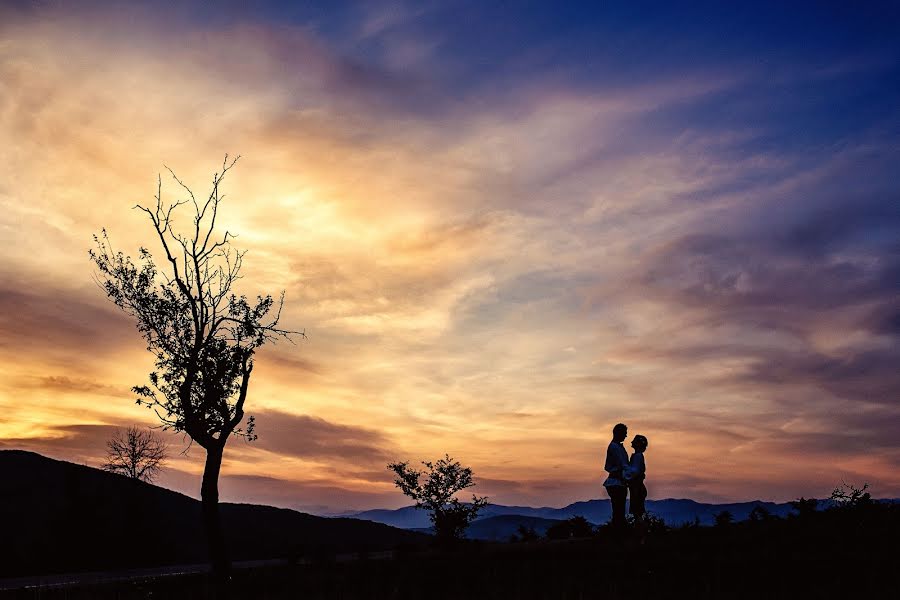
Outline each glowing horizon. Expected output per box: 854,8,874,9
1,2,898,514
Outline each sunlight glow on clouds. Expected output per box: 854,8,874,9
1,1,898,511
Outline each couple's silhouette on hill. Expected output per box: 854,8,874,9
603,423,648,533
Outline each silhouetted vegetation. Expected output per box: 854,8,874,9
713,510,734,527
747,505,771,522
789,496,819,518
830,481,871,508
5,479,896,599
545,515,594,540
102,425,167,483
387,455,489,543
514,524,539,543
89,157,302,579
626,511,668,535
3,458,897,598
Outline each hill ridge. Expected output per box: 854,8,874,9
0,450,426,578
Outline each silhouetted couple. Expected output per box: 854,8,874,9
603,423,648,535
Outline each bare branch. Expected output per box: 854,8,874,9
103,426,168,483
90,158,302,455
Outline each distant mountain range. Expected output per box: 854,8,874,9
466,515,561,540
347,497,842,541
0,450,427,578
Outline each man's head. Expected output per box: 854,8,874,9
612,423,628,442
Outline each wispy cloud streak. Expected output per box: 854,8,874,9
1,1,898,510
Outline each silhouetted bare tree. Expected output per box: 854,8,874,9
90,156,301,579
830,482,872,509
103,426,168,483
388,454,489,543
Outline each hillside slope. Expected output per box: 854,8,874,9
0,450,426,578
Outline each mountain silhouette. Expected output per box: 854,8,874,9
0,450,426,578
466,515,560,541
350,498,806,532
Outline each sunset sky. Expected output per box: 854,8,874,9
1,1,898,513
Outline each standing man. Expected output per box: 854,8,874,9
604,423,629,532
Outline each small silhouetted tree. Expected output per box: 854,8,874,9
103,426,168,483
748,505,772,523
90,156,301,579
789,497,818,518
830,482,872,509
714,510,734,527
387,454,489,543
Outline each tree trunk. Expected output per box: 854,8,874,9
201,444,230,582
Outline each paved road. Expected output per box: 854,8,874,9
0,559,285,591
0,551,396,591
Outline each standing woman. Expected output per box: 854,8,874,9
626,435,649,523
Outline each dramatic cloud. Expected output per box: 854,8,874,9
0,424,119,458
2,1,898,510
251,410,394,464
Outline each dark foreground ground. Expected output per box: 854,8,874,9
2,503,895,600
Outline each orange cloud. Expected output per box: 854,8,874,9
1,4,897,513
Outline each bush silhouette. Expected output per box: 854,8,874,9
546,516,594,540
713,510,734,527
789,497,819,518
748,505,772,522
387,454,489,543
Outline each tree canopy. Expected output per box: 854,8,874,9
90,156,299,449
388,454,489,542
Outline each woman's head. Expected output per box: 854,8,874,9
631,434,648,451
